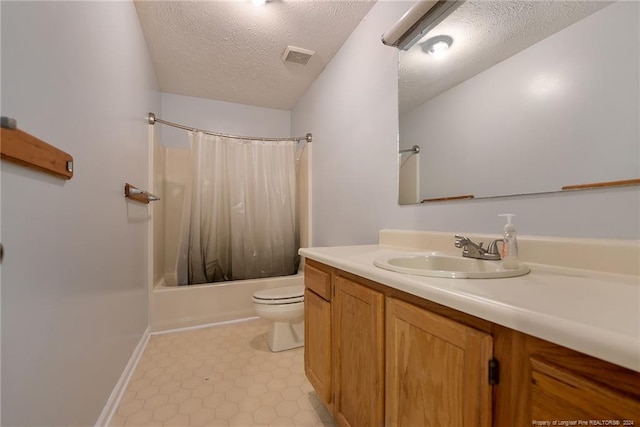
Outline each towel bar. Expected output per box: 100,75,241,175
124,183,160,204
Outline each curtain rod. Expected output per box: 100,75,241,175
399,145,420,154
147,113,312,143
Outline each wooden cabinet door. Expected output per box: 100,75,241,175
386,297,493,427
304,289,333,409
333,275,384,427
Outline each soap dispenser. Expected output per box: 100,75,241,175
498,213,519,269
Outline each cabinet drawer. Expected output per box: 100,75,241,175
531,357,640,422
304,262,331,300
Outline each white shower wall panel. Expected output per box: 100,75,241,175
162,147,190,283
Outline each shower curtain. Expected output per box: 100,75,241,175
179,131,300,285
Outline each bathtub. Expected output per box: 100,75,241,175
150,273,304,332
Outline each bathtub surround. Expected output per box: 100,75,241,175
155,145,184,286
1,1,159,425
398,151,420,205
151,274,304,332
291,0,640,244
151,94,311,333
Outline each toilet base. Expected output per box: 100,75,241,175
267,319,304,352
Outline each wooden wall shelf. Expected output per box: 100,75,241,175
422,194,475,203
562,178,640,191
0,127,73,179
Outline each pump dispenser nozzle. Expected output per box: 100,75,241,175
498,213,519,269
498,213,515,228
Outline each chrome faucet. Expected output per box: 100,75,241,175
454,235,502,261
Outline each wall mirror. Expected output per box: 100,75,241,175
396,1,639,205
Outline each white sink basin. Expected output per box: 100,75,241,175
373,252,530,279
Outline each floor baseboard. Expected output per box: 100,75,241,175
151,316,259,336
95,327,151,427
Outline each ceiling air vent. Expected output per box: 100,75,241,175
282,45,315,65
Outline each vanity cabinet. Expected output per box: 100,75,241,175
303,260,640,427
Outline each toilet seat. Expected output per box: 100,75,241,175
252,284,305,351
252,285,305,305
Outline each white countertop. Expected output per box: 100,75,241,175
299,244,640,372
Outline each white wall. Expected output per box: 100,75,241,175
159,93,292,148
1,1,159,425
291,1,640,246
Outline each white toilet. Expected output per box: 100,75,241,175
252,285,305,352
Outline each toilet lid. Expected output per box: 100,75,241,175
253,285,305,304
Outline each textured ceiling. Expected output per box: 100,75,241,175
134,0,376,111
399,1,612,114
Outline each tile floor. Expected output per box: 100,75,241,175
110,319,335,427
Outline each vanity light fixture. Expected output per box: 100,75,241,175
424,35,454,58
382,0,463,50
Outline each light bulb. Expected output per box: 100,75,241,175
428,41,450,57
423,35,454,59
